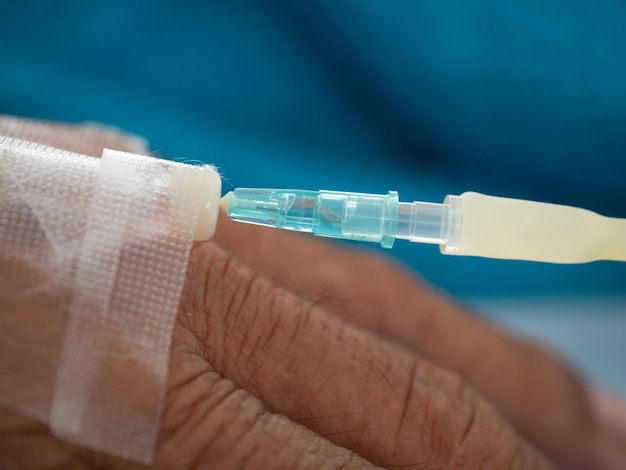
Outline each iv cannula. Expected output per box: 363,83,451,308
220,188,626,264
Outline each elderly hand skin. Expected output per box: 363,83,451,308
1,214,626,469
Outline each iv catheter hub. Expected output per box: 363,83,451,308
222,188,463,251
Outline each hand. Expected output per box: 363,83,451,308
0,119,624,468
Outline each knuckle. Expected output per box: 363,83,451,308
451,394,536,469
455,383,479,451
399,362,532,469
189,243,304,377
161,373,268,469
187,243,265,368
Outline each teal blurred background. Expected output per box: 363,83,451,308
1,1,625,389
1,0,625,298
0,0,625,298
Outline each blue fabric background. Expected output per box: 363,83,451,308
1,0,625,298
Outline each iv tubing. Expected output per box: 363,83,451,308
221,188,626,264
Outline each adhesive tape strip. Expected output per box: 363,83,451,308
50,149,221,462
0,140,221,462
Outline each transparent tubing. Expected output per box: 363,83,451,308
395,202,446,244
394,195,463,253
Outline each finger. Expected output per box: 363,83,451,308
180,241,553,469
0,115,145,157
0,410,80,469
0,252,372,469
0,329,375,470
590,389,626,468
212,215,621,469
156,326,376,470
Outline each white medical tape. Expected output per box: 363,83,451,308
0,136,221,462
0,138,99,423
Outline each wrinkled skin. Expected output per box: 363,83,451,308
1,127,625,469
